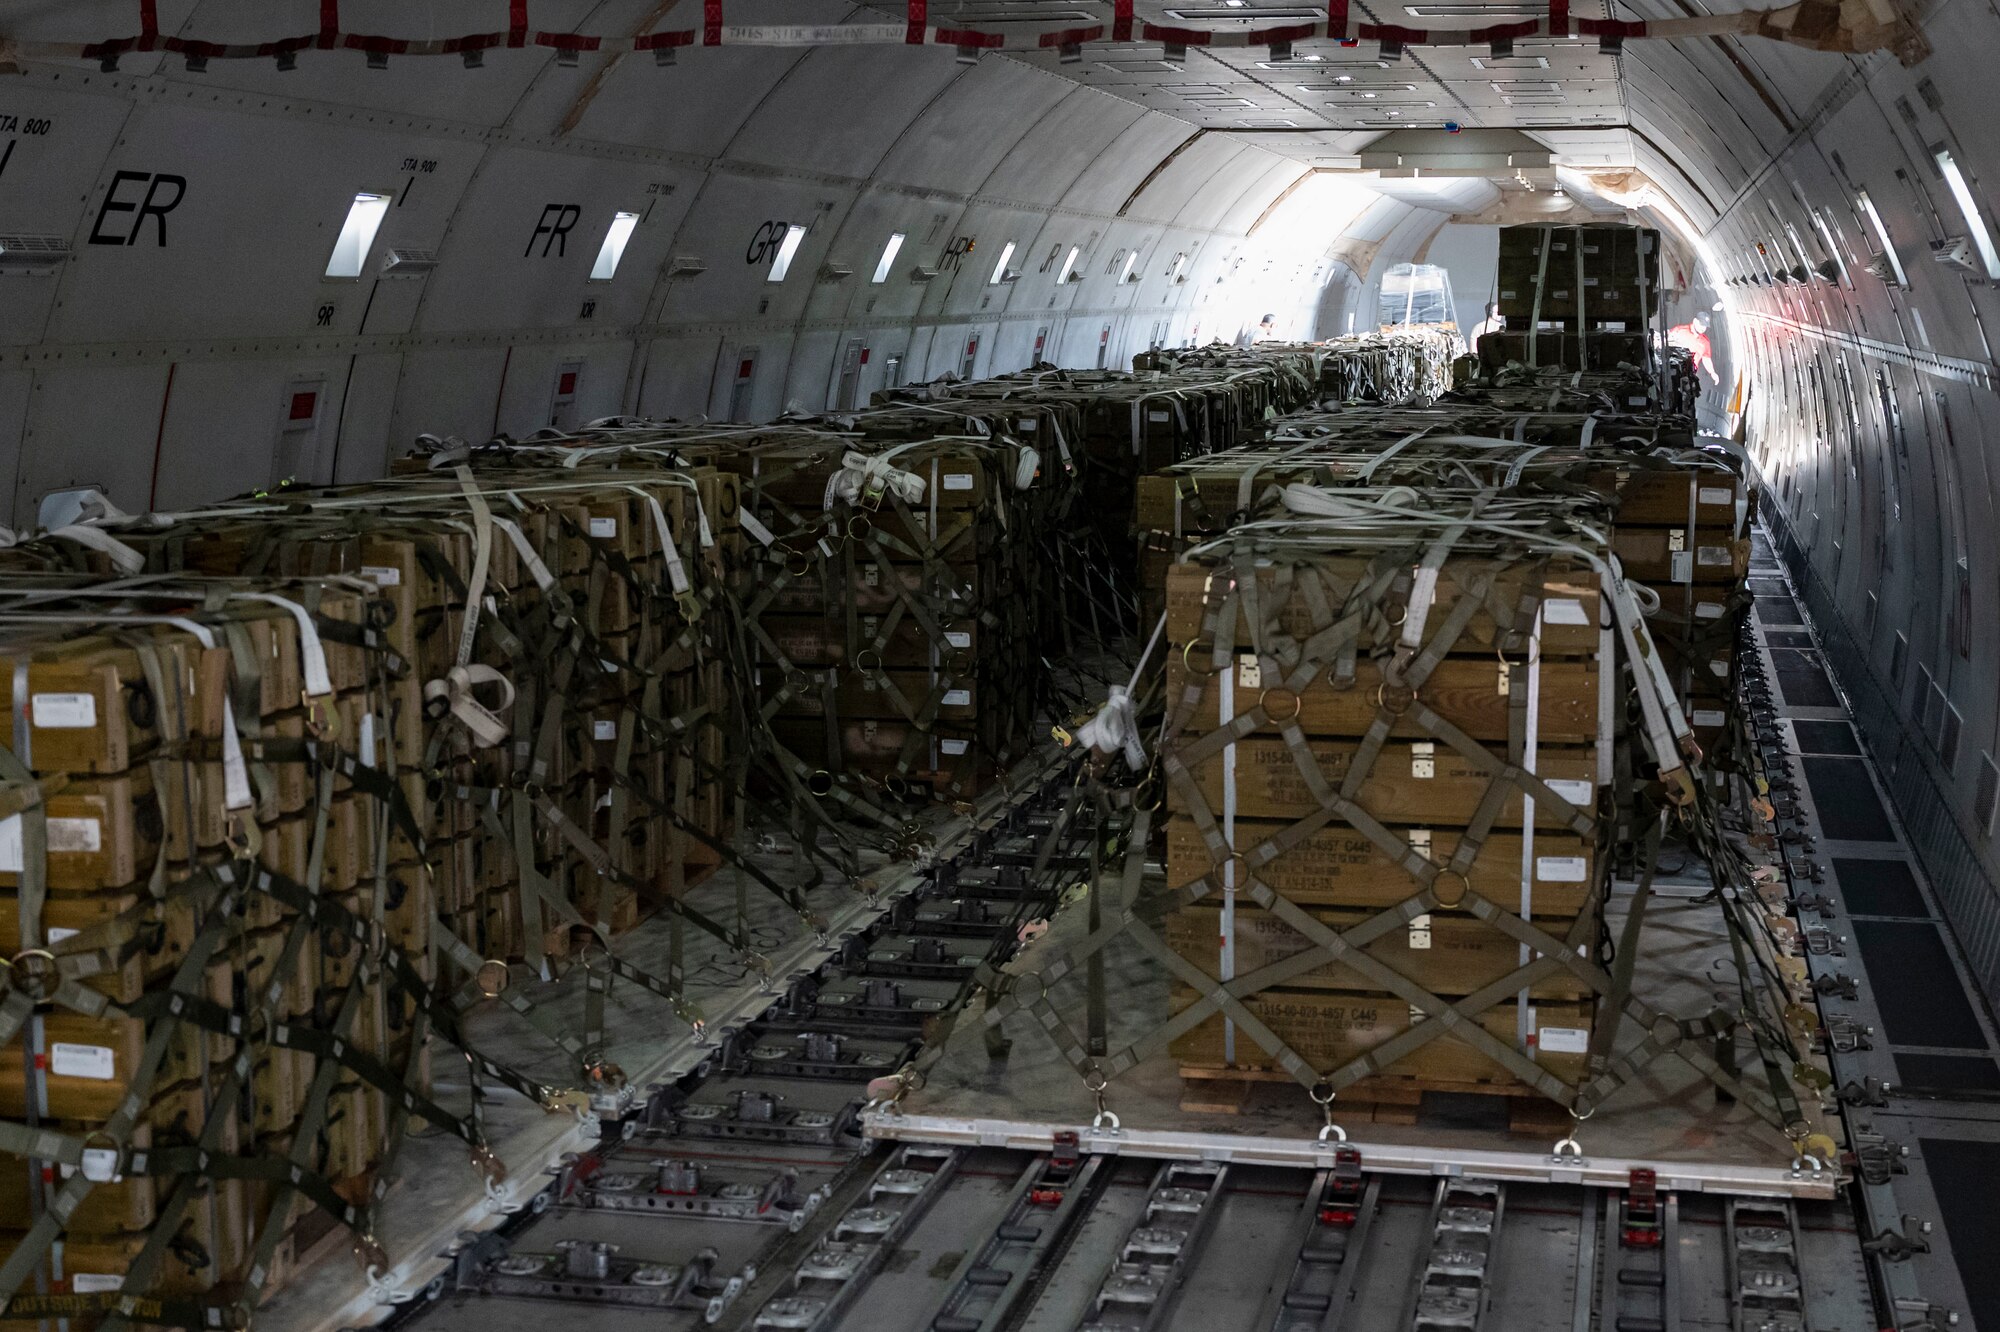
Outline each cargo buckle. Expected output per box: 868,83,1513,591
303,690,340,741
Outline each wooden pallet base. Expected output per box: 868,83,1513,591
1178,1065,1574,1136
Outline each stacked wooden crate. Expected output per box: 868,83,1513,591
874,360,1313,591
1485,223,1663,372
724,428,1053,803
407,415,1074,808
0,576,424,1311
1139,417,1737,1119
1152,498,1621,1123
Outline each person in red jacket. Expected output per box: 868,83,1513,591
1668,311,1719,386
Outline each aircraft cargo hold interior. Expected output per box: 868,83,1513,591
2,2,2000,1329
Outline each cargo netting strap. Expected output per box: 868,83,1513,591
988,501,1786,1128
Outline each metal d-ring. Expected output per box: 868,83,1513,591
853,648,883,674
1430,867,1471,910
1260,686,1301,726
1552,1105,1592,1160
1085,1067,1120,1131
1373,679,1419,715
783,550,814,578
1182,640,1221,678
1310,1082,1346,1143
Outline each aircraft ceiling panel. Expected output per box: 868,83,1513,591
867,56,1083,195
686,45,966,178
563,46,802,161
975,87,1153,206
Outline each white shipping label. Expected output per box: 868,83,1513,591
1698,486,1733,506
47,926,79,944
592,720,617,741
71,1275,123,1294
1695,602,1725,620
1543,597,1590,625
80,1146,121,1181
31,692,97,729
588,516,618,538
1709,659,1729,678
942,689,972,707
1538,1026,1591,1054
359,711,377,767
1536,855,1588,883
940,738,969,756
1148,409,1172,424
945,631,972,649
1693,709,1727,727
1670,551,1693,582
361,564,402,587
1547,778,1594,806
47,817,102,854
942,472,975,491
51,1042,117,1080
1697,545,1732,566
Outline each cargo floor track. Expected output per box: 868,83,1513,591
251,525,2000,1332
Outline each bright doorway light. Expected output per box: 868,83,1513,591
1119,251,1140,284
325,192,391,278
1056,246,1081,284
989,241,1016,285
872,232,905,283
768,224,808,282
590,212,641,281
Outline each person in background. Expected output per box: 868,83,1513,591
1466,302,1505,356
1254,313,1276,342
1668,311,1719,386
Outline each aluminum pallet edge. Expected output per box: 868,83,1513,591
860,1111,1844,1200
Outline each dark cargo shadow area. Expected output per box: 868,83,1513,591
1832,858,1927,916
1772,648,1839,708
1919,1139,2000,1331
1896,1054,2000,1093
1852,920,1988,1049
1793,720,1859,755
1755,596,1804,625
1802,756,1895,841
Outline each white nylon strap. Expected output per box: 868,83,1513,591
1219,655,1238,1065
628,487,692,598
489,514,558,593
453,464,494,667
32,525,145,575
423,664,515,749
1359,428,1432,483
237,593,332,698
824,445,928,510
1075,685,1145,771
